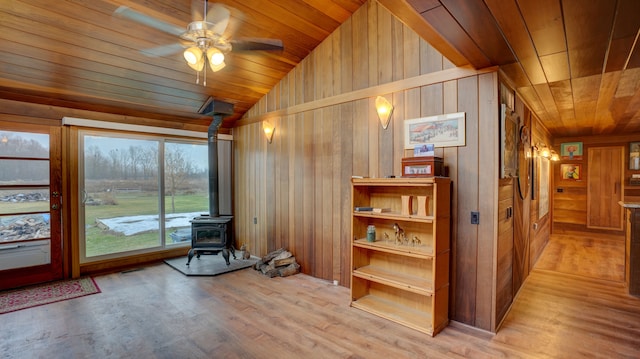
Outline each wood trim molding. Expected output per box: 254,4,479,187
376,0,470,67
79,247,190,276
235,65,497,126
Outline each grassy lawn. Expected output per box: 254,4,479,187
0,192,208,257
85,192,208,257
0,202,50,215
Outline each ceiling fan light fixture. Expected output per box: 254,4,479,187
209,61,226,72
187,56,205,71
115,3,283,87
183,46,203,65
206,48,225,66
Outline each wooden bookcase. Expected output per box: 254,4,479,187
350,177,451,336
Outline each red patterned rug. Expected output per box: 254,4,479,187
0,277,100,314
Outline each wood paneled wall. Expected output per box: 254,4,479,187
511,99,531,298
496,177,514,326
234,0,500,331
494,87,552,329
529,109,553,268
552,133,640,233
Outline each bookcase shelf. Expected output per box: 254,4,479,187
350,177,451,336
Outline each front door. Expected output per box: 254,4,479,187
0,123,63,290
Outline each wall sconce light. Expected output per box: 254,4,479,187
540,146,551,159
263,121,275,143
535,143,559,161
375,96,394,129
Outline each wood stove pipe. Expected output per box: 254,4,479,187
199,97,234,218
208,115,223,217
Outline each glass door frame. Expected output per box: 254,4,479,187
0,121,63,290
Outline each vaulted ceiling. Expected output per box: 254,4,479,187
1,0,639,137
395,0,640,137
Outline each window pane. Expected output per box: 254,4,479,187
164,141,209,245
0,131,49,158
0,213,50,243
0,189,50,215
0,160,49,185
83,135,160,258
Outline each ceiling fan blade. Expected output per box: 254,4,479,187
206,3,231,35
191,0,205,22
140,43,186,57
114,6,185,37
230,38,284,51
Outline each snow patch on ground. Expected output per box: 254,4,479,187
96,212,205,236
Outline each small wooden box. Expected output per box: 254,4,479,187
402,156,444,177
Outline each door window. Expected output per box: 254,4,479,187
0,132,51,245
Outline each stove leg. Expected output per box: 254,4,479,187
186,249,196,265
222,248,230,265
229,245,236,260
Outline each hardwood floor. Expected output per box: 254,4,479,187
534,230,625,282
2,232,640,358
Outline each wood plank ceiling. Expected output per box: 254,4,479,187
0,0,366,128
392,0,640,137
1,0,639,137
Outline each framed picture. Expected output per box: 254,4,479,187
561,163,581,180
500,104,518,178
404,112,466,149
414,144,434,157
630,142,640,170
560,142,583,160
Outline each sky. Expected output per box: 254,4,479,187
85,134,209,171
0,131,220,172
0,131,49,148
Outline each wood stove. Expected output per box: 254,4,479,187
187,99,236,267
187,214,234,265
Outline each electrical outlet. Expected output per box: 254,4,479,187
253,217,257,224
471,211,479,225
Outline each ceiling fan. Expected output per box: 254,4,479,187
114,0,284,85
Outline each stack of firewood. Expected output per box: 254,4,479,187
253,248,300,277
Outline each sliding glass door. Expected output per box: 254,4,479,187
0,124,63,290
79,131,209,263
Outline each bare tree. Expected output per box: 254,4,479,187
108,149,120,179
140,147,158,179
165,147,193,213
0,134,48,181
